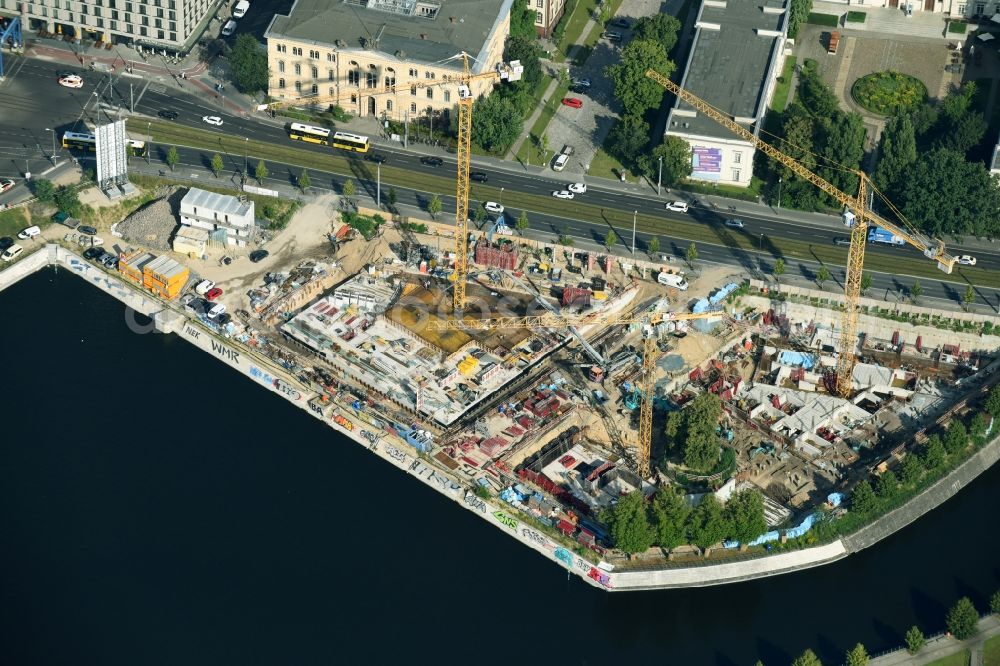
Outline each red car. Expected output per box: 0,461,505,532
205,287,223,301
562,97,583,109
0,178,14,193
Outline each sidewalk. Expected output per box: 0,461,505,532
870,615,1000,665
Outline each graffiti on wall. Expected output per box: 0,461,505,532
493,511,518,531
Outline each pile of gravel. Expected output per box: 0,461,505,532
117,195,180,251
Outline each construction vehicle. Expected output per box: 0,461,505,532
266,54,523,312
431,303,741,476
643,69,954,397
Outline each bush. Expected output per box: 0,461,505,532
948,20,968,34
807,12,840,27
846,10,866,21
851,71,927,116
341,210,383,240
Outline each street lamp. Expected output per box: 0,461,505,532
759,233,764,251
500,187,504,206
656,155,663,196
146,121,151,165
377,163,381,207
777,177,782,209
44,127,58,166
631,210,637,256
243,137,248,179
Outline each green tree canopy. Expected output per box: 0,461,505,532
851,479,878,516
641,136,692,185
990,589,1000,615
873,114,917,194
471,94,523,154
944,420,969,455
342,178,356,199
815,265,831,288
816,112,866,204
922,435,946,470
516,210,529,234
773,258,786,280
900,454,923,485
845,643,869,666
210,153,224,177
33,179,55,203
899,148,1000,238
604,39,675,117
649,487,690,550
509,3,537,40
607,114,651,164
875,470,899,500
685,241,698,266
254,159,269,184
165,145,180,171
229,33,269,94
985,385,1000,418
664,393,722,472
905,625,925,654
648,236,661,257
687,494,729,551
969,413,988,440
427,194,442,219
791,648,822,666
938,110,987,156
54,186,82,217
504,36,542,87
632,13,682,53
787,0,813,38
602,491,655,555
297,169,311,192
946,597,979,639
723,488,768,545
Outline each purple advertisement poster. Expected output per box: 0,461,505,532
692,146,722,178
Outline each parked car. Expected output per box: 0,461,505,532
78,225,97,236
957,254,977,266
0,237,14,251
202,115,224,126
187,297,209,315
420,156,443,167
552,190,574,200
833,237,851,246
470,171,489,183
365,153,388,164
603,31,623,42
158,109,179,120
552,154,569,172
205,287,223,301
561,97,583,109
17,226,41,240
724,218,745,229
180,293,196,306
220,19,237,36
194,279,215,295
249,249,269,263
208,303,227,318
572,78,591,88
665,201,689,213
215,312,232,326
484,201,504,214
1,244,23,261
83,246,103,260
609,17,630,27
58,74,84,89
568,183,587,194
0,178,14,193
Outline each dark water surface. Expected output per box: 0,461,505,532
1,270,998,666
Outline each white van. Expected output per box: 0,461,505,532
17,225,41,240
657,272,689,290
232,0,249,18
221,19,238,36
2,244,23,261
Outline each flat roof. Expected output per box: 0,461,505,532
668,0,788,141
145,255,188,279
264,0,512,72
123,251,155,271
181,187,253,218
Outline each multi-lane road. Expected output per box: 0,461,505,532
2,55,1000,311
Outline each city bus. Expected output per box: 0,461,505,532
330,131,370,153
61,131,148,157
287,123,331,145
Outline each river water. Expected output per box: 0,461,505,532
1,270,997,665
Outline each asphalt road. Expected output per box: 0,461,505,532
2,56,999,312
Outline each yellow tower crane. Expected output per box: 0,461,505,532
643,69,955,396
430,306,740,476
266,54,524,311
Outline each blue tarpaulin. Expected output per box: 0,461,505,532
778,350,816,369
709,283,739,305
724,511,822,548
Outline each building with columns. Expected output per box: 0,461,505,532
0,0,221,53
264,0,512,122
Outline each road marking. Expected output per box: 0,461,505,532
133,80,152,109
149,84,167,94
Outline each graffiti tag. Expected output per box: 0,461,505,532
464,493,487,514
273,379,301,401
554,547,574,568
521,528,546,546
493,511,518,531
185,325,201,339
249,366,275,387
211,339,241,365
385,445,406,463
308,401,324,416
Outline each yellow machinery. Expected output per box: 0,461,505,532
430,306,737,476
643,70,955,396
268,54,523,312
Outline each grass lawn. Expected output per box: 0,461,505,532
984,634,1000,666
949,20,969,34
770,56,797,113
0,206,32,239
846,10,867,22
554,0,599,61
588,146,630,182
515,78,571,166
926,649,970,666
807,12,840,27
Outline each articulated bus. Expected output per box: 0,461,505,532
61,131,148,157
286,124,370,153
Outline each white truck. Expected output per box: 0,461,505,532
657,271,689,290
232,0,250,17
552,145,574,172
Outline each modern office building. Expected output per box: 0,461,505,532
264,0,513,121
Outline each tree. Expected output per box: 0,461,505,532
816,112,866,203
963,284,976,311
799,68,842,120
685,242,698,267
970,413,988,441
815,264,831,289
791,648,822,666
649,487,690,551
633,13,682,53
54,187,82,217
845,643,869,666
939,110,987,156
851,479,878,516
664,393,722,472
342,178,356,202
473,206,488,226
427,194,442,219
471,94,523,154
229,33,269,94
986,385,1000,419
787,0,813,38
687,494,729,553
509,2,537,40
648,236,660,258
990,589,1000,615
604,39,675,117
210,153,224,177
922,435,946,470
604,229,617,251
905,625,926,654
516,210,529,234
723,488,768,545
32,179,55,203
387,186,398,208
899,148,1000,238
943,420,968,456
607,115,651,164
910,280,922,304
875,470,899,500
165,145,179,171
297,169,311,193
900,454,923,485
504,36,542,86
773,258,786,282
602,491,654,555
649,136,693,186
254,159,269,184
946,597,979,640
860,273,873,294
874,114,917,195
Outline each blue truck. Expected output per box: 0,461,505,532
867,226,905,246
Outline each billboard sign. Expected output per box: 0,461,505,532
691,146,722,180
95,120,129,190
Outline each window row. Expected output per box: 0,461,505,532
274,80,451,103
